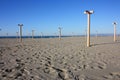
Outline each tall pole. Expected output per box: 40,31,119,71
72,32,74,37
41,32,43,38
58,27,62,40
16,32,19,42
0,29,1,38
6,33,8,38
85,29,87,40
113,22,117,42
54,33,56,36
32,30,34,39
87,13,90,47
18,24,23,42
96,31,98,39
114,25,116,42
84,10,94,47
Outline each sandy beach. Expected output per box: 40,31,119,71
0,36,120,80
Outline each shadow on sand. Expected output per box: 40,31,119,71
91,40,120,47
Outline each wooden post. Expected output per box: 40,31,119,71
58,27,62,40
41,32,42,38
6,33,8,38
72,32,74,37
96,31,98,39
32,30,34,39
113,22,117,42
87,13,90,47
114,25,116,42
16,32,19,42
84,10,94,47
18,24,23,42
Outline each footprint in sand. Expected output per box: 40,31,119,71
90,61,106,70
103,72,120,80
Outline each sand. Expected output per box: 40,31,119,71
0,36,120,80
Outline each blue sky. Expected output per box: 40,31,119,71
0,0,120,36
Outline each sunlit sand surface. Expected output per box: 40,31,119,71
0,36,120,80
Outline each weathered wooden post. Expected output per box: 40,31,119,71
58,27,62,40
18,24,23,42
32,30,35,39
113,22,117,42
84,10,94,47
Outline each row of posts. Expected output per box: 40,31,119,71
17,10,117,47
17,24,62,42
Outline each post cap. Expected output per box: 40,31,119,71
84,10,94,14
